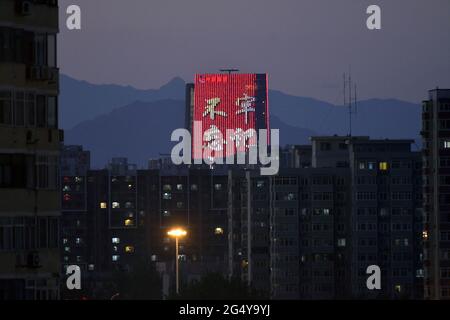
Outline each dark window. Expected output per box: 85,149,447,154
0,154,27,188
36,95,46,127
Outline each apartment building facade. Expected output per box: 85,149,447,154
0,0,61,300
422,88,450,299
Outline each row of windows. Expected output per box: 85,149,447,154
0,27,56,67
356,175,414,185
309,239,333,247
441,232,450,241
439,102,450,111
274,176,345,186
440,158,450,168
0,217,58,251
273,177,297,185
356,192,413,201
319,142,348,151
0,91,57,128
274,192,297,201
109,201,136,209
0,154,58,190
357,223,377,231
300,223,342,232
300,253,333,263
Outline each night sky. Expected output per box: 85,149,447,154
59,0,450,104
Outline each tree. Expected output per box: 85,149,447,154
109,258,162,300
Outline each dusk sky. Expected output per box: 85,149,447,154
58,0,450,104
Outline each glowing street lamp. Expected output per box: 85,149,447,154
167,228,187,294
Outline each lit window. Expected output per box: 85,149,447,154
127,212,134,218
63,256,69,262
62,238,68,244
100,202,107,209
287,193,295,201
113,246,118,252
215,227,224,235
112,237,120,244
368,162,375,170
112,255,120,262
151,255,157,261
76,238,82,244
394,285,402,293
162,210,170,217
176,184,183,191
125,202,134,209
337,238,346,247
112,202,120,209
64,246,70,252
163,184,172,191
214,184,222,191
88,264,95,271
379,162,389,171
125,246,135,253
444,140,450,149
124,219,134,227
423,231,428,240
63,185,70,192
128,184,133,189
163,192,172,200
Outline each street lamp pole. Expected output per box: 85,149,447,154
175,236,179,295
167,228,187,295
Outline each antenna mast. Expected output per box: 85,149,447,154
345,68,357,137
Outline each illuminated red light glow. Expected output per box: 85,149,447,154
192,73,269,160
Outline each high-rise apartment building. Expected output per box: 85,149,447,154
0,0,61,299
422,88,450,299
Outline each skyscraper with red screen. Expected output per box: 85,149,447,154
187,73,270,161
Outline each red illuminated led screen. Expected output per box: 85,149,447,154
192,73,269,159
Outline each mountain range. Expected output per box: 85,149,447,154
61,75,422,168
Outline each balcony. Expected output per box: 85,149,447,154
27,66,59,83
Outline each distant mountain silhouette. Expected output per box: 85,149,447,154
61,74,422,166
269,90,421,142
60,75,186,129
64,99,315,168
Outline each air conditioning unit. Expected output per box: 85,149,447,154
16,1,32,16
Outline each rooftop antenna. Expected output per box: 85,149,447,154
344,67,357,137
220,68,240,75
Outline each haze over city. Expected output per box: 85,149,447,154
59,0,450,104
